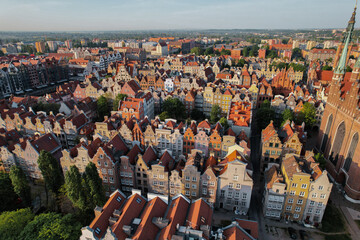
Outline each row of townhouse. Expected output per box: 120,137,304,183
263,153,332,226
260,120,307,172
0,57,69,98
81,189,259,240
0,104,91,149
60,116,253,211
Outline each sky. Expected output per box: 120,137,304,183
0,0,358,31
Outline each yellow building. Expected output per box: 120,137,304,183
35,41,45,53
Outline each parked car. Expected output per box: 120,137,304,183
288,227,297,239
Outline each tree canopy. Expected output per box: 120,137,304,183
0,208,34,240
219,117,229,130
162,98,186,121
97,95,110,121
9,166,31,206
113,93,127,111
204,47,214,55
190,47,204,56
281,109,294,126
190,108,206,121
296,102,316,130
0,172,20,212
220,49,231,55
37,150,64,195
83,162,106,208
19,212,81,240
210,104,222,124
32,102,60,115
255,100,276,131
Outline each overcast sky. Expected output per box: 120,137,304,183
0,0,358,31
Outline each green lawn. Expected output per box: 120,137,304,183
321,204,346,233
324,234,351,240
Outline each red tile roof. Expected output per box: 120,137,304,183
132,197,168,240
89,190,126,238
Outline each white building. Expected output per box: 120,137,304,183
164,78,174,92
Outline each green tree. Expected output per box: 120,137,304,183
190,47,204,56
162,98,186,121
0,172,20,212
220,49,231,55
19,213,81,240
190,108,205,121
38,150,64,203
204,47,214,55
296,102,316,130
0,50,4,56
65,166,87,211
281,109,294,126
0,208,34,240
322,65,333,71
346,66,353,72
255,100,276,131
32,102,60,115
9,166,31,206
113,93,127,111
292,48,303,60
314,153,327,170
219,117,229,130
158,111,170,121
214,50,221,56
282,39,289,44
210,104,222,124
84,162,106,208
97,95,110,121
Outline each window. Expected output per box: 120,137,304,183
220,190,225,197
203,188,207,195
108,169,113,175
308,208,313,213
95,227,101,234
236,183,241,189
320,194,326,199
192,191,196,196
310,201,315,206
203,181,208,186
101,169,106,174
292,183,297,188
185,183,190,188
295,206,301,212
185,190,190,196
315,209,321,214
227,191,233,198
288,198,294,203
228,183,233,189
294,214,299,219
109,177,114,183
209,190,214,195
299,191,305,197
210,181,215,186
312,193,317,198
104,161,108,167
318,202,323,207
185,176,190,181
275,143,279,148
269,143,273,147
242,193,247,200
318,186,324,190
233,175,238,181
290,191,295,196
100,154,103,159
97,161,101,166
235,191,240,198
192,184,197,189
301,184,307,189
297,199,303,205
286,206,292,211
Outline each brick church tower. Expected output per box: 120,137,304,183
317,2,360,202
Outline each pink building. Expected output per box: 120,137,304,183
194,130,209,157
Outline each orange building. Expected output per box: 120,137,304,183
183,128,195,156
209,130,222,158
118,98,144,121
228,101,252,127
